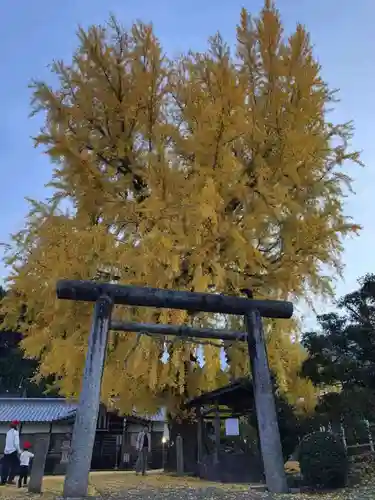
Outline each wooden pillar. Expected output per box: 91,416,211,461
196,407,203,465
28,434,51,494
62,295,113,499
214,404,220,465
340,423,347,450
120,418,127,468
365,420,374,453
149,421,153,469
176,434,184,476
245,310,288,494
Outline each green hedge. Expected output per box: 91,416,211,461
299,431,348,489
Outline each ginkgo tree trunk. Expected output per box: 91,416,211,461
1,1,361,419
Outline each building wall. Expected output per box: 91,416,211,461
0,421,73,469
0,401,167,473
0,422,163,438
0,419,166,473
0,422,71,436
126,422,165,449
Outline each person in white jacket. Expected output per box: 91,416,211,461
135,425,151,475
1,420,21,485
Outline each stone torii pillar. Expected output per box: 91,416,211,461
62,295,113,499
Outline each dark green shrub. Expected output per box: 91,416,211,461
299,431,348,489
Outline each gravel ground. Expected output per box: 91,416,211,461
0,474,272,500
1,471,374,500
99,486,271,500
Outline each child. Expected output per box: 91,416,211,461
18,442,34,488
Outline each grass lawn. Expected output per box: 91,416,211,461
0,471,373,499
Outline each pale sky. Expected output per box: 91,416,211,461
0,0,374,328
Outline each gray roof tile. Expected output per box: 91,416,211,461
132,408,166,422
0,398,77,423
0,398,166,423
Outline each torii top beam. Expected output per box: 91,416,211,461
56,280,293,319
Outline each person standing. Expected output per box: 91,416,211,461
18,441,34,488
135,425,151,476
1,420,21,485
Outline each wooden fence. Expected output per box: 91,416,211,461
320,420,375,458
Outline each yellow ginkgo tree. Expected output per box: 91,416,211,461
1,1,361,416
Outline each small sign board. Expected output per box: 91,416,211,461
225,418,240,436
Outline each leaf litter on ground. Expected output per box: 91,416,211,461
0,472,374,500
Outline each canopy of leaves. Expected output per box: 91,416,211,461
302,273,375,419
1,1,360,414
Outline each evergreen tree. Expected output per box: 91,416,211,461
302,274,375,419
0,288,53,397
2,1,361,414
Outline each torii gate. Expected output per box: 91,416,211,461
56,280,292,497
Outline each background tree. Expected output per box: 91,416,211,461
1,1,361,415
302,273,375,420
0,287,54,397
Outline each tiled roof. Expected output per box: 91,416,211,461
132,407,166,422
0,398,77,423
0,398,166,424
